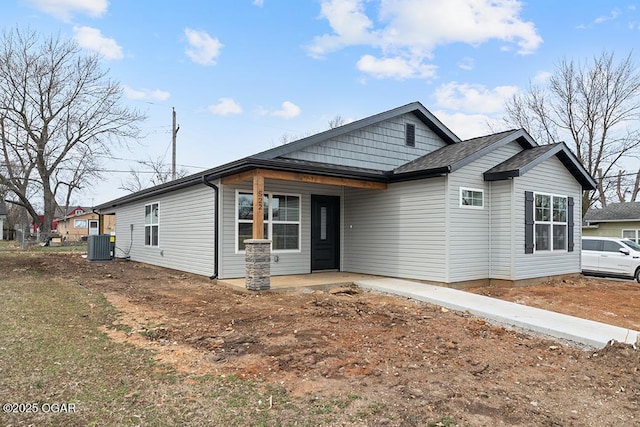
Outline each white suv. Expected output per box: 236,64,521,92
582,236,640,282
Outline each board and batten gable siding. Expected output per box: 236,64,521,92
513,156,583,279
112,185,216,277
219,179,344,279
446,142,523,282
343,178,447,282
281,113,447,170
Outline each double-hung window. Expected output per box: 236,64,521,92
534,193,567,251
236,191,300,252
145,203,159,247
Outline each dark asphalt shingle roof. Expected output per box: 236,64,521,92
483,144,560,176
584,202,640,222
483,142,596,191
393,129,523,175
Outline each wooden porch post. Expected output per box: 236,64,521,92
245,171,270,291
252,172,264,239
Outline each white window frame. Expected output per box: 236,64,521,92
74,219,88,228
533,192,567,252
144,202,159,247
235,190,301,253
459,187,484,209
622,229,640,243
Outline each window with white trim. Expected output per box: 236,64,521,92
460,187,484,208
74,219,88,228
236,191,300,252
622,229,640,243
534,193,567,251
144,203,159,247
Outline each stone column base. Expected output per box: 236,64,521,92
244,239,271,290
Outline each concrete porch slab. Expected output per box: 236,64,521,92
217,272,381,291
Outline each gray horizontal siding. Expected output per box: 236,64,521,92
343,179,447,282
489,180,514,279
113,185,216,276
446,142,522,282
220,179,343,279
283,113,447,169
514,156,582,279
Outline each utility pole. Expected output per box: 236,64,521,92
172,107,179,180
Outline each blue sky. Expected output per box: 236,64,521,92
3,0,639,205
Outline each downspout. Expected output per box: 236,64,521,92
92,208,101,235
202,175,219,280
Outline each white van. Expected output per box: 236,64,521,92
582,236,640,282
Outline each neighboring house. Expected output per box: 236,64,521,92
583,202,640,243
32,213,61,235
57,206,115,241
0,201,6,240
96,102,596,288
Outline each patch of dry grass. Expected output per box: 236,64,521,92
0,252,388,426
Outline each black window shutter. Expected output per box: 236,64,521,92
524,191,534,254
567,196,574,252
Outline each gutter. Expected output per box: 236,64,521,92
201,174,219,280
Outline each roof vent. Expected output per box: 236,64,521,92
405,123,415,147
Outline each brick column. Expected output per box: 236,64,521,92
245,239,271,290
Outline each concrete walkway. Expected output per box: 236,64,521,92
355,278,640,349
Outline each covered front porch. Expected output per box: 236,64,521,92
220,167,387,290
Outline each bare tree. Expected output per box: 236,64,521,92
615,170,640,202
0,28,145,239
504,51,640,215
328,115,346,129
278,115,348,146
119,156,189,193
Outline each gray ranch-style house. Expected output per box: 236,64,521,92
96,102,596,289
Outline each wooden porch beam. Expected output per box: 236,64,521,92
221,168,387,190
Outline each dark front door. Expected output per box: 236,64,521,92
311,195,340,271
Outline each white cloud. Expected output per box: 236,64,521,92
594,8,620,24
306,0,376,58
434,110,504,140
457,57,475,71
356,55,436,79
73,26,123,60
208,98,243,116
28,0,107,21
308,0,542,79
253,0,264,6
434,82,518,114
184,28,223,65
265,101,302,119
123,86,171,102
532,71,552,85
379,0,541,55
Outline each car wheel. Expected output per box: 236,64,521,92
635,268,640,283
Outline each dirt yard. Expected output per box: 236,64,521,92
7,252,640,426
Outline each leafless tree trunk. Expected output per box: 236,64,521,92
0,28,145,239
504,51,640,216
615,170,640,202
